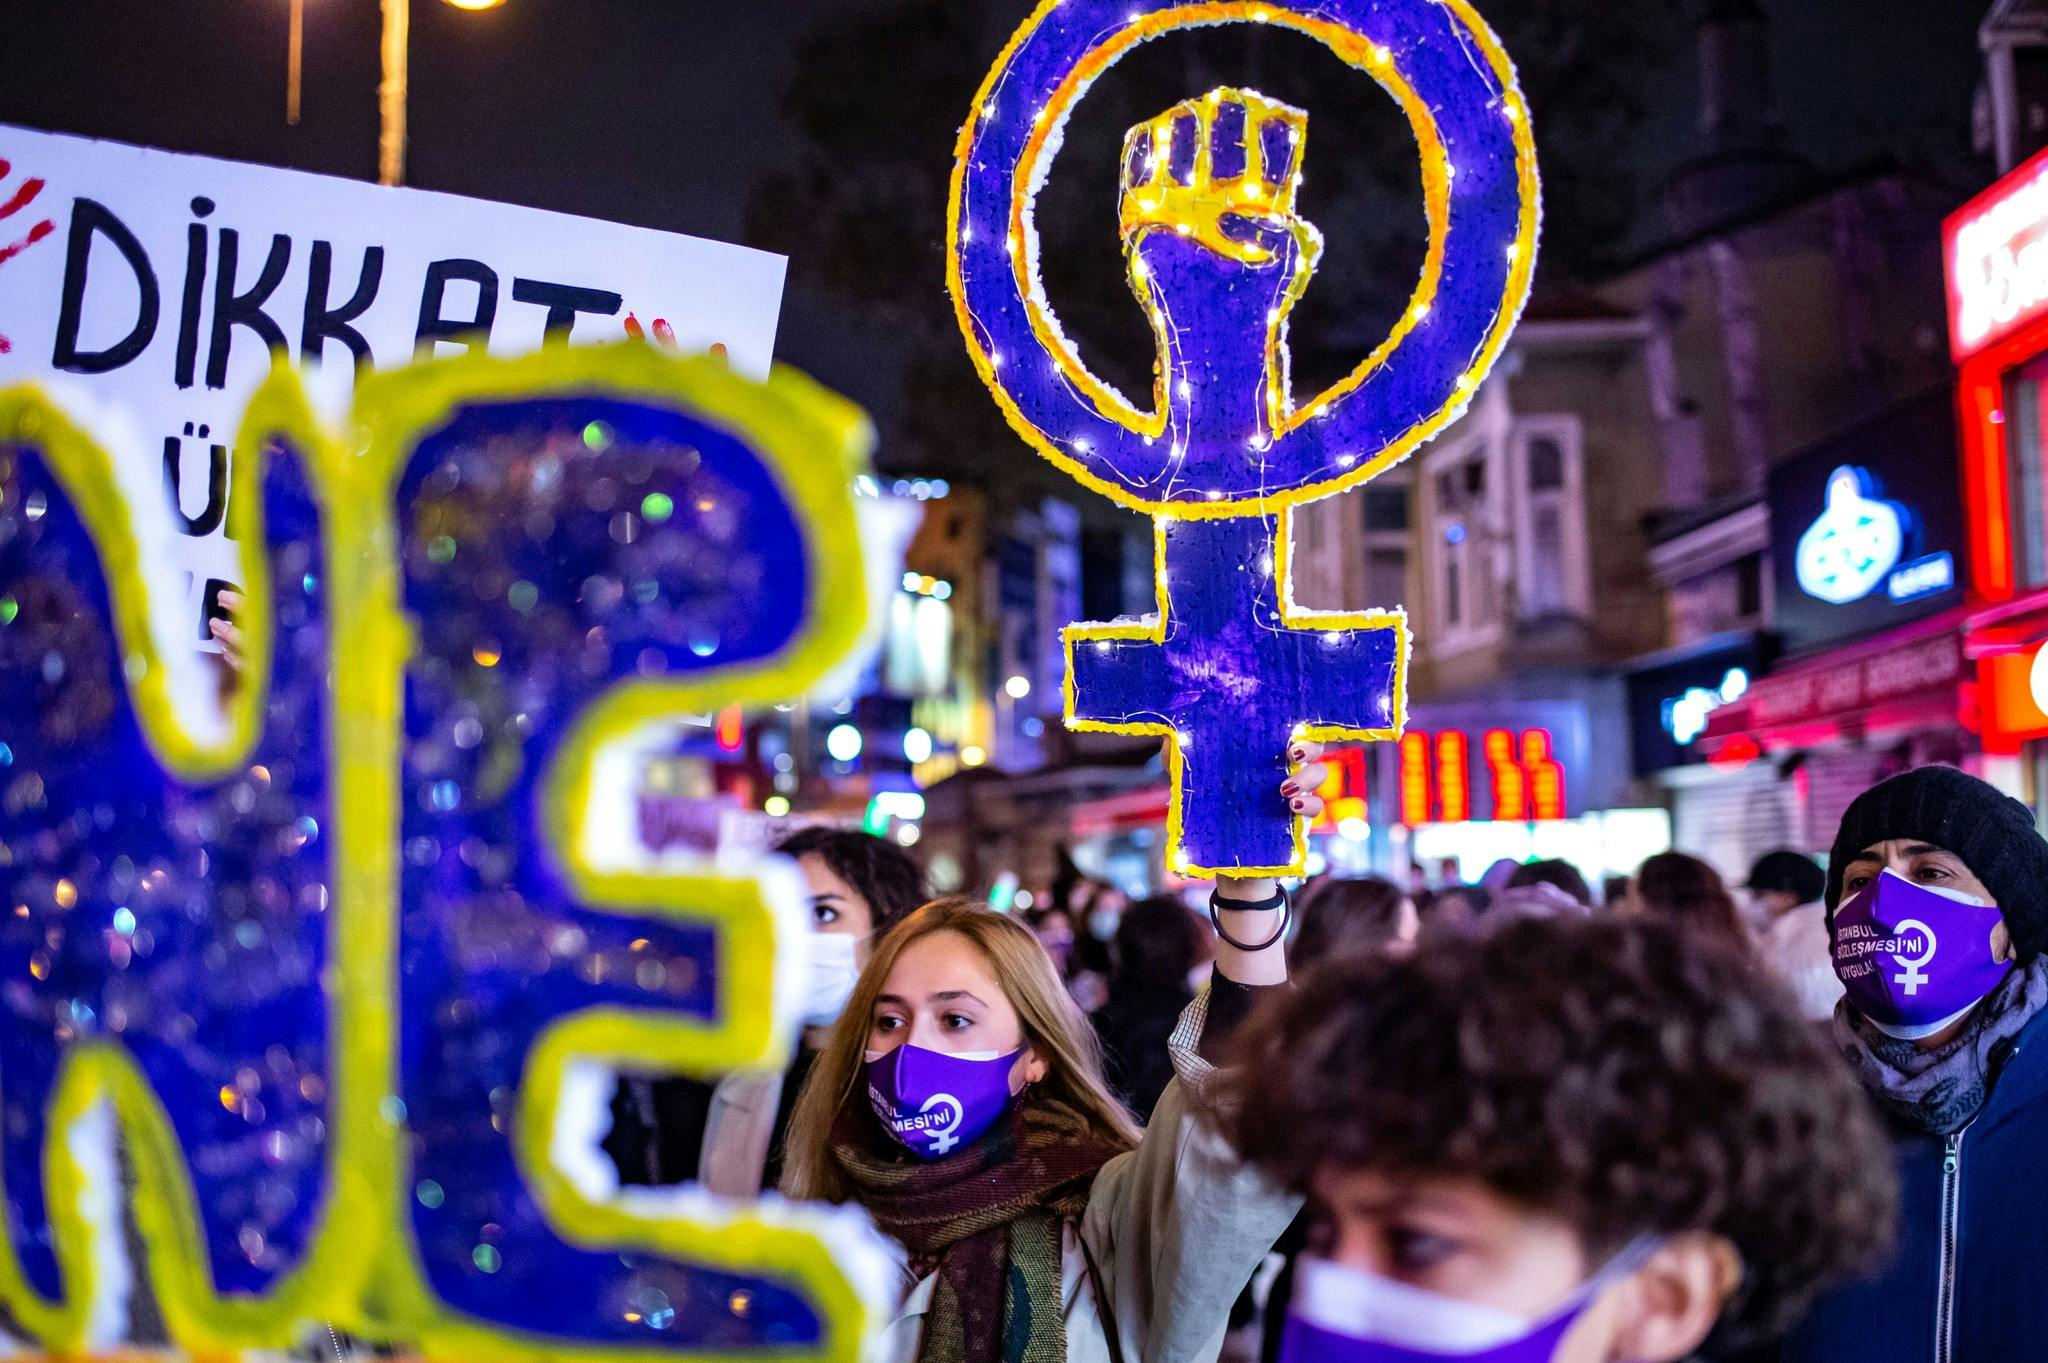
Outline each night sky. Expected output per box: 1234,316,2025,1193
0,0,1993,472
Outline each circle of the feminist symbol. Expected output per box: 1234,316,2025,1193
920,1092,965,1154
948,0,1540,516
1890,917,1935,994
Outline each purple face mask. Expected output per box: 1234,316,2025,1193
1832,868,2015,1040
864,1043,1024,1160
1278,1244,1656,1363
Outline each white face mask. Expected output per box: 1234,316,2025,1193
802,931,862,1028
1282,1237,1661,1363
1289,1255,1535,1352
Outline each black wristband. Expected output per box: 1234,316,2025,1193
1208,886,1291,952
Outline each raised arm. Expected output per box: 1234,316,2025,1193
1209,738,1328,984
1078,744,1333,1358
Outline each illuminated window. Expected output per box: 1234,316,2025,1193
1362,474,1411,610
883,593,953,696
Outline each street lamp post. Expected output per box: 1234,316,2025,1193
379,0,410,185
287,0,305,124
282,0,497,186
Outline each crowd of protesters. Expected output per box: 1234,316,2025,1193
600,758,2048,1363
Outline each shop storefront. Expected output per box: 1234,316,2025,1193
1945,143,2048,816
1701,614,1974,847
1623,635,1772,885
1701,385,1976,853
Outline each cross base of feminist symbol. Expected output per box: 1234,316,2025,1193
1064,515,1406,877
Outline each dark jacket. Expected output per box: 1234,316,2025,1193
1782,1008,2048,1362
1093,984,1193,1119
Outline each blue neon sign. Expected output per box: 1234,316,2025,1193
1795,465,1908,605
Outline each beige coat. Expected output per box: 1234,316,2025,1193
867,991,1302,1363
696,1067,790,1198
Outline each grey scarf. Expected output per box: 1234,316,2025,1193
1833,956,2048,1135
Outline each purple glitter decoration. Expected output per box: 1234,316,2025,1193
0,446,334,1300
0,385,857,1354
1212,102,1250,180
1070,518,1399,872
393,397,824,1348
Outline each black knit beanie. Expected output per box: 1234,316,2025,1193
1826,765,2048,961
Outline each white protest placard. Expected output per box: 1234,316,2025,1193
0,122,788,647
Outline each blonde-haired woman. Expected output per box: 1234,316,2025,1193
782,829,1306,1363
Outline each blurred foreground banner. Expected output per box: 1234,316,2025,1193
0,125,895,1363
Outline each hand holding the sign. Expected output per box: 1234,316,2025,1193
210,587,246,676
208,586,246,713
1281,739,1332,822
1202,741,1332,987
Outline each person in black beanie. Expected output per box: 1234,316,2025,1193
1782,764,2048,1363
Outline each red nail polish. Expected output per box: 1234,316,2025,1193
1290,798,1305,812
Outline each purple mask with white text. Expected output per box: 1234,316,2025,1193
1832,868,2014,1039
864,1043,1022,1160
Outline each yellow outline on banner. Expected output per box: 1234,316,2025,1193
0,343,883,1362
945,0,1540,519
1061,508,1410,879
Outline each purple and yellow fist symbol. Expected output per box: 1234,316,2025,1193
948,0,1540,875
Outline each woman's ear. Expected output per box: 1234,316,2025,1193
1018,1045,1050,1090
1607,1234,1741,1363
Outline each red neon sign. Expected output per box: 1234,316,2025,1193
1397,728,1568,826
714,703,745,754
1309,746,1370,831
1956,359,2016,601
1946,144,2048,364
1981,645,2048,747
1521,729,1566,821
1482,729,1526,821
1943,152,2048,603
1709,734,1762,769
1435,729,1471,822
1399,732,1431,827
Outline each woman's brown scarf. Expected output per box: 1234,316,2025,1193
830,1099,1129,1363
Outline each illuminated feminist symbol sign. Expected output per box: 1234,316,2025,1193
949,0,1540,875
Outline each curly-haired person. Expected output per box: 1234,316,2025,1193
1217,914,1896,1363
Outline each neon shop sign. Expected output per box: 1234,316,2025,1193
1794,465,1953,606
1946,145,2048,362
1397,729,1565,825
1663,669,1749,746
